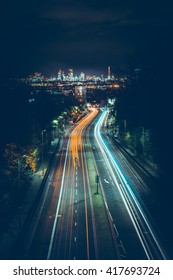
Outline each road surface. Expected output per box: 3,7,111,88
17,108,168,260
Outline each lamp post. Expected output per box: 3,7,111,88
41,129,46,176
17,154,28,228
95,174,99,194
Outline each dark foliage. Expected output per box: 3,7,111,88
116,70,172,177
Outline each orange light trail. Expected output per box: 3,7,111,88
69,108,98,167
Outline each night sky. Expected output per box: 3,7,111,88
0,0,173,77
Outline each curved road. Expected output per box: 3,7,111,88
17,108,169,260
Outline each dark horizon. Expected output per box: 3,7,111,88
0,0,173,78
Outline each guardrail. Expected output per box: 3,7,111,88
110,136,159,186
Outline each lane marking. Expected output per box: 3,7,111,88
104,179,109,184
94,111,160,259
47,139,69,260
113,223,119,237
108,211,113,222
120,240,127,255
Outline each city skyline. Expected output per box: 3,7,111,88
25,65,115,81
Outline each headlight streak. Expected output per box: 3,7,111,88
48,109,98,260
70,109,98,167
87,122,122,259
47,137,70,260
24,145,66,258
51,150,75,259
94,109,167,260
80,132,90,260
89,117,124,258
83,131,99,259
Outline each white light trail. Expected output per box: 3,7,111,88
47,138,70,260
94,109,167,260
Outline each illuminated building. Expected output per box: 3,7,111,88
79,72,85,81
58,70,62,80
62,71,65,81
74,86,87,103
108,66,111,79
68,69,74,81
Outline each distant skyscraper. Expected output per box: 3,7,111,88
62,71,65,81
108,66,111,79
79,72,85,81
68,68,73,81
58,69,62,80
75,86,86,103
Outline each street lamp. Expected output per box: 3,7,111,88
95,174,99,194
52,120,58,140
17,154,28,228
41,129,46,176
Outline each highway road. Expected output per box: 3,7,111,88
17,108,169,260
92,109,168,260
19,109,118,259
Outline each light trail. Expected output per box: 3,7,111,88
65,158,75,259
75,108,98,259
80,141,90,259
47,109,99,259
47,138,70,259
24,141,66,258
94,109,167,260
70,109,98,167
83,139,99,259
53,149,74,259
85,119,122,259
